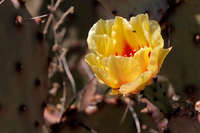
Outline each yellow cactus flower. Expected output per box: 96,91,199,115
85,14,171,95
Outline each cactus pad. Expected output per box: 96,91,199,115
0,0,48,133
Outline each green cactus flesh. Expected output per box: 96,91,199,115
0,1,48,133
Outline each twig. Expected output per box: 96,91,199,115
54,6,74,31
55,50,76,96
43,0,63,35
60,52,77,95
53,7,74,44
120,105,129,124
51,0,54,7
128,105,141,133
65,95,76,112
80,59,93,80
140,98,166,132
60,81,67,114
49,0,76,114
78,78,97,111
43,11,53,35
52,0,63,10
53,19,59,45
28,14,49,20
0,0,6,5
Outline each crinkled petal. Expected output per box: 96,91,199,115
148,46,171,74
158,47,172,69
119,46,170,95
94,19,114,35
112,16,141,54
91,66,119,88
129,14,150,48
90,35,115,56
147,46,160,74
102,47,151,88
87,19,115,56
149,20,164,48
85,53,118,88
85,53,102,68
119,71,153,95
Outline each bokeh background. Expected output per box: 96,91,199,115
24,0,200,132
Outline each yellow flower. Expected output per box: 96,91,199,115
85,14,171,95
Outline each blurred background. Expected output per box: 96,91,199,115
24,0,200,132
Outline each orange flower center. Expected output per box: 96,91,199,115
115,40,136,57
122,41,136,57
115,41,151,58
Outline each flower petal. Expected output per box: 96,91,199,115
158,47,172,68
87,19,115,56
102,47,151,88
149,20,164,48
85,53,118,88
90,35,115,56
119,71,153,95
129,14,150,48
90,19,114,36
112,16,141,54
148,46,171,74
85,53,102,68
119,46,170,95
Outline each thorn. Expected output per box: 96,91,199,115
153,87,157,93
129,13,134,18
19,104,28,113
111,10,117,15
36,31,44,42
14,15,23,27
15,61,23,73
193,33,200,46
41,101,47,109
34,78,41,87
153,97,158,101
153,77,158,83
34,120,40,128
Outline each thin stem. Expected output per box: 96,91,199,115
81,59,93,79
51,0,54,7
120,105,129,124
128,105,141,133
29,14,49,20
43,0,63,35
60,53,77,95
54,6,74,31
60,81,67,114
